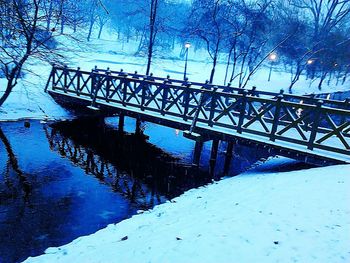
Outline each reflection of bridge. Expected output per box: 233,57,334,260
46,66,350,165
45,126,165,209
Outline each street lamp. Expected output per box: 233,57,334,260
183,42,191,80
268,53,277,82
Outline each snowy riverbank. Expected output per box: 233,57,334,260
24,157,350,263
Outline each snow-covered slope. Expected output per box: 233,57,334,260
24,158,350,263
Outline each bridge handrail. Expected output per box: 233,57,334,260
46,65,350,162
51,65,349,109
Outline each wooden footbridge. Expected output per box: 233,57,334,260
45,65,350,166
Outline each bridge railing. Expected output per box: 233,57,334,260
46,66,350,160
92,67,349,109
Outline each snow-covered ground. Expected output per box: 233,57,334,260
24,157,350,263
1,28,349,121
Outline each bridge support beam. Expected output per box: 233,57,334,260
118,113,125,133
135,117,142,136
223,141,234,175
209,140,219,174
192,141,204,167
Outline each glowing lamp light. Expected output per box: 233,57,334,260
268,53,277,61
307,59,314,65
185,42,191,49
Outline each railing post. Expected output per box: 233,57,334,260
52,65,56,90
63,65,68,93
189,85,209,133
105,68,111,102
117,69,129,106
161,77,170,116
224,83,231,105
308,100,323,150
122,78,127,107
141,77,148,111
250,86,257,96
76,67,81,96
208,86,218,127
45,65,55,92
270,91,284,142
183,82,191,121
90,67,96,99
237,90,248,134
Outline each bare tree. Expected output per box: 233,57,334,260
0,0,77,107
188,0,231,83
97,2,110,39
145,0,159,75
290,0,350,41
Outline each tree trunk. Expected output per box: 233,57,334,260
146,0,158,75
209,54,217,84
224,48,233,85
327,71,332,86
0,79,15,107
46,0,53,31
0,63,23,107
98,24,104,39
288,64,302,94
87,18,94,41
318,71,328,90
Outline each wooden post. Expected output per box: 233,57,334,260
192,140,203,167
63,65,68,93
209,139,219,176
270,92,284,142
76,67,81,96
105,68,111,102
308,100,323,150
118,113,125,133
182,83,191,121
91,67,96,99
135,117,142,136
44,66,55,92
237,90,248,134
208,87,218,127
52,66,56,90
210,139,219,164
223,141,234,175
161,78,170,116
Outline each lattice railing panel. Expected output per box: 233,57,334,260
46,66,350,160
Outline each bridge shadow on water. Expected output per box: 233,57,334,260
47,117,216,203
0,117,267,263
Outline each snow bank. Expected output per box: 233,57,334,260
24,158,350,263
0,61,69,121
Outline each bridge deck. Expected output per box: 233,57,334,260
46,66,350,165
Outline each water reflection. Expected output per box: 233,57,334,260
47,117,214,202
0,127,31,202
0,118,267,263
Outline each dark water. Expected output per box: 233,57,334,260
0,117,265,263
